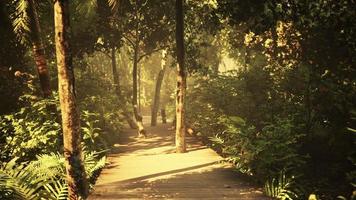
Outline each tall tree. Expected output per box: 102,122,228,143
131,26,146,136
151,50,167,126
13,0,51,97
54,0,88,199
175,0,186,153
28,0,51,97
111,45,138,129
120,0,173,136
115,0,147,136
77,0,173,135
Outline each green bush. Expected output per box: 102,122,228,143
187,74,305,181
0,94,61,162
0,91,121,162
211,115,305,180
0,68,123,199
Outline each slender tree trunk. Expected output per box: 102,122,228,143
111,46,138,129
305,60,312,136
151,50,167,126
111,46,121,96
127,0,146,136
244,46,251,72
122,111,138,129
54,1,88,199
28,0,51,97
132,45,146,136
161,108,167,124
175,0,186,153
138,62,141,112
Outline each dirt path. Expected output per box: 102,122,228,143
89,119,268,199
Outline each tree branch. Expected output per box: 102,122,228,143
123,34,135,48
100,50,112,59
138,46,168,62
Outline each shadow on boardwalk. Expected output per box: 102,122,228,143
89,119,269,200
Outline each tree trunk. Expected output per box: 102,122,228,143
161,108,167,124
28,0,51,97
111,46,121,96
122,111,138,129
151,50,167,126
175,0,186,153
244,46,251,72
132,45,146,136
111,46,138,129
54,1,88,199
138,62,141,112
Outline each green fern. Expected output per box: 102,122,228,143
43,180,68,200
0,158,45,200
29,153,66,180
0,150,107,200
12,0,31,45
264,171,298,200
83,150,107,181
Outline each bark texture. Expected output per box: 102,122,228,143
175,0,186,153
111,46,138,129
54,1,88,199
151,50,167,126
28,0,51,97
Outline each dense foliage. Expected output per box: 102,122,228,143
185,1,356,199
0,0,355,199
0,71,121,199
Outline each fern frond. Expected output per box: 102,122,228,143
0,158,44,200
108,0,120,13
264,171,298,200
43,180,68,200
83,150,107,179
29,152,66,180
12,0,31,45
86,156,106,179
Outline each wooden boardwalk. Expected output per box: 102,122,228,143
89,120,268,200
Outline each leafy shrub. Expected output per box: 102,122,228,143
81,110,109,152
0,94,61,162
0,92,120,162
79,92,123,152
211,115,305,180
187,74,306,181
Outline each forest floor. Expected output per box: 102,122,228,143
88,117,269,199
